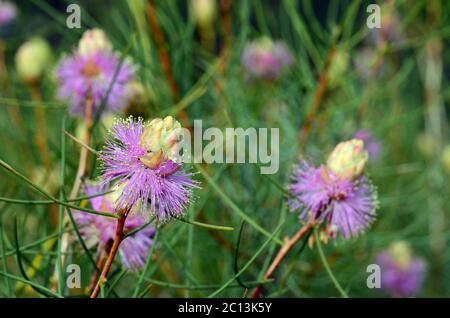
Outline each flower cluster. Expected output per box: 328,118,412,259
376,241,426,297
99,116,199,223
288,139,378,239
241,37,293,81
74,183,156,271
56,28,135,117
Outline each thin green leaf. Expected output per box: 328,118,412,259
56,115,67,295
233,220,249,289
0,224,12,297
13,216,61,298
0,271,62,298
0,159,118,219
132,231,160,297
176,218,234,231
208,222,284,298
314,227,349,298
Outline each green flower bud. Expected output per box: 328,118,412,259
139,116,183,168
78,28,112,56
388,241,412,270
327,139,368,180
15,37,52,84
191,0,216,27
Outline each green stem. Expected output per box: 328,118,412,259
314,227,349,298
132,231,160,297
176,218,234,231
208,223,284,298
0,159,118,219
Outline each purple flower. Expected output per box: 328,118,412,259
74,184,156,271
56,41,134,117
0,1,16,26
241,37,293,81
369,8,404,47
99,117,199,223
376,241,426,297
354,130,382,161
288,161,378,239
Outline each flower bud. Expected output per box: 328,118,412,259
327,139,368,180
191,0,216,27
388,241,412,270
441,145,450,175
139,116,183,167
78,29,112,56
15,37,52,84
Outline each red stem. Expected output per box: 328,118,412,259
252,220,314,298
90,211,128,298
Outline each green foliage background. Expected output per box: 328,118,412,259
0,0,449,297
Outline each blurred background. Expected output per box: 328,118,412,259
0,0,449,297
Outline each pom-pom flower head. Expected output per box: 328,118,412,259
56,29,135,117
74,183,156,271
99,116,199,223
0,1,16,26
241,37,293,81
288,140,378,239
376,241,426,297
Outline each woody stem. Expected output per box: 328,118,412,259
251,219,314,298
90,210,128,298
70,95,94,199
87,250,107,294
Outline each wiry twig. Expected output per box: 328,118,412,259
219,0,233,53
70,95,94,199
29,83,52,169
300,46,336,146
251,219,314,298
63,130,98,155
87,250,106,295
147,0,180,102
146,0,190,128
90,209,130,298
